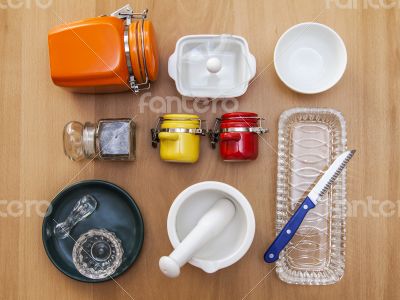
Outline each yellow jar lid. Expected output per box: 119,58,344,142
161,114,200,129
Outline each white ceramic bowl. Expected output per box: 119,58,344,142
167,181,255,273
274,22,347,94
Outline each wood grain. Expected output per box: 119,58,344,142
0,0,399,299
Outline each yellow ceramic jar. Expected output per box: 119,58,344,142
151,114,205,163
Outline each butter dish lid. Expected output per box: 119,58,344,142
168,35,256,98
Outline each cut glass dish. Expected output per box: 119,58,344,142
72,229,124,280
275,108,347,285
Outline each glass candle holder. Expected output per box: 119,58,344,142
54,194,97,239
63,118,136,161
72,229,124,280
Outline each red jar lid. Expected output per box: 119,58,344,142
220,112,258,128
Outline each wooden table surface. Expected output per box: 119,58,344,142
1,0,399,299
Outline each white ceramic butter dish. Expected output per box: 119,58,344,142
168,35,256,98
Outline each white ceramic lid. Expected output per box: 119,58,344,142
168,35,256,98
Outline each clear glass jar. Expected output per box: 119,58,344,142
63,118,136,161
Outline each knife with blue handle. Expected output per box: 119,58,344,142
264,150,356,263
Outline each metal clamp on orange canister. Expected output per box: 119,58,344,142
48,4,159,93
209,112,268,162
151,114,207,163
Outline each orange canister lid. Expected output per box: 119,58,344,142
128,20,159,84
143,21,159,81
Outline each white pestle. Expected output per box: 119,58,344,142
159,198,236,278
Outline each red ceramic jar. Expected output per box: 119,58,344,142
215,112,267,161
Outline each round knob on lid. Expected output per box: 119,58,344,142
206,57,222,73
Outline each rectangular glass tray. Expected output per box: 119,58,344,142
275,108,347,285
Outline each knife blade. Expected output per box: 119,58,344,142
264,150,356,263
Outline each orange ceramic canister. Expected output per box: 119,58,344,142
48,5,159,93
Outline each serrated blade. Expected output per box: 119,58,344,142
308,150,356,204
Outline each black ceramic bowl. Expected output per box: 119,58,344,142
42,180,144,283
